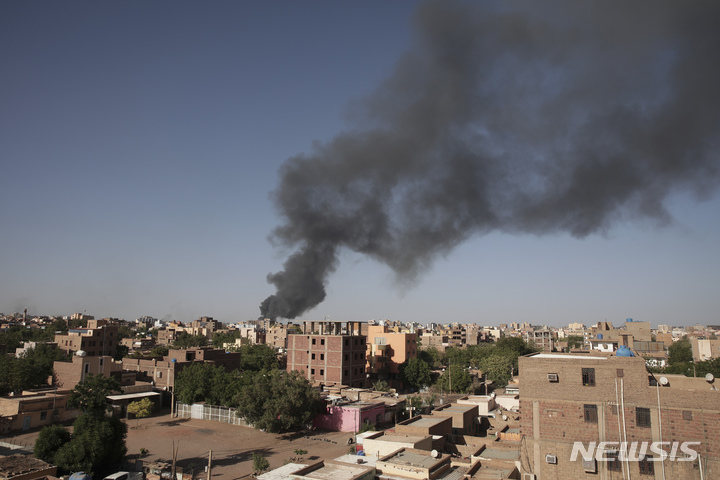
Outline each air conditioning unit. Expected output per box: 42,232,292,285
546,454,558,464
547,373,559,382
523,474,537,480
582,458,597,473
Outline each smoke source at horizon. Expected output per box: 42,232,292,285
260,1,720,320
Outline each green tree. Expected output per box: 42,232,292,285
479,355,514,387
566,335,584,349
252,452,270,475
67,373,120,415
445,347,471,367
436,364,472,393
53,413,127,475
237,370,320,433
34,424,72,464
127,397,154,427
399,357,432,390
239,343,280,371
113,344,129,361
171,332,208,349
372,379,390,392
212,329,243,348
668,338,693,365
418,347,442,369
408,395,424,417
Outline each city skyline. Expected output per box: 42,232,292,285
2,2,719,327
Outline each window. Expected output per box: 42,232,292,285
636,407,651,427
99,358,104,366
606,450,621,472
157,371,162,378
683,410,693,421
320,354,324,360
639,455,655,475
320,339,325,346
312,338,316,345
584,404,598,423
345,354,349,361
40,411,47,420
311,368,315,375
311,353,316,360
582,368,596,386
320,369,324,375
617,369,624,377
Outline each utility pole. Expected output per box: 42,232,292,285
208,450,212,479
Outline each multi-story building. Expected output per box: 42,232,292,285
524,328,556,352
53,353,123,390
366,325,418,380
54,319,119,358
690,337,720,362
518,351,719,479
286,321,367,388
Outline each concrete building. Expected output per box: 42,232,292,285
53,354,123,390
0,454,58,479
54,319,119,357
361,432,434,458
518,351,719,480
287,321,367,388
312,400,386,433
430,403,480,436
0,389,71,433
366,325,418,380
690,337,720,361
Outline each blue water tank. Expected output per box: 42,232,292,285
171,358,177,363
627,318,633,322
617,346,635,357
597,334,604,340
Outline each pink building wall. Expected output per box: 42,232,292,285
313,403,385,432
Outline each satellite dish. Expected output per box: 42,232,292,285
431,449,439,458
490,392,496,398
659,376,669,386
706,373,715,383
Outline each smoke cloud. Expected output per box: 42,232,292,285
261,1,720,320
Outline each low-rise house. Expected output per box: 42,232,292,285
0,389,71,433
0,454,58,480
313,399,385,432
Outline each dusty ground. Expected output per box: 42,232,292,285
2,409,357,480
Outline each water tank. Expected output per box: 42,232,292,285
75,350,87,357
171,358,177,363
70,473,92,480
616,346,635,357
626,318,633,322
597,334,603,340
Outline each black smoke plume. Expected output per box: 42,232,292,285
260,1,720,320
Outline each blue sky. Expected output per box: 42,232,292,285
2,2,719,327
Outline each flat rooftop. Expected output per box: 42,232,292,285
531,353,607,360
258,463,307,480
477,448,519,461
374,434,428,444
383,450,442,469
299,462,372,480
405,417,446,428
